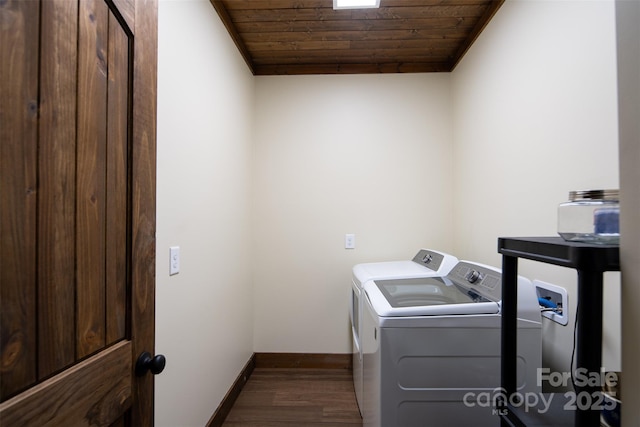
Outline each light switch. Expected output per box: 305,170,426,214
170,246,180,275
345,234,355,249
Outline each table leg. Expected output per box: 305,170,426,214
501,255,518,398
574,270,603,427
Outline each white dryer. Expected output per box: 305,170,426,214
361,261,542,427
350,249,458,414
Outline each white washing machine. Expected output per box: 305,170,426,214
351,249,458,414
361,261,542,427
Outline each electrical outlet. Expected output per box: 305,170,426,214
534,280,568,325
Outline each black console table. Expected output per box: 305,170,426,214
498,237,620,427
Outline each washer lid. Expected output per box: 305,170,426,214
364,276,500,317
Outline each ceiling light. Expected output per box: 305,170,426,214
333,0,380,10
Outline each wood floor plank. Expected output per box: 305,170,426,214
222,368,362,426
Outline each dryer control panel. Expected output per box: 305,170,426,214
411,249,445,271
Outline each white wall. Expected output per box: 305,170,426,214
451,0,620,378
252,74,454,352
156,0,254,425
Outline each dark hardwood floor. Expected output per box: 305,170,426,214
221,368,363,426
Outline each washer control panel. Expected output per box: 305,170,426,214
448,261,502,302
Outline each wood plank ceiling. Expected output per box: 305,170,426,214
211,0,504,75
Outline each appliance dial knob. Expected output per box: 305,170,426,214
466,270,482,283
422,254,433,264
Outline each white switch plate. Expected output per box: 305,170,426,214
170,246,180,275
345,234,355,249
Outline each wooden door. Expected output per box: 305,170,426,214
0,0,158,425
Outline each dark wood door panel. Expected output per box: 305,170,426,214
1,0,156,423
106,9,131,346
0,0,40,400
0,341,132,426
0,0,133,387
76,0,110,359
37,0,80,379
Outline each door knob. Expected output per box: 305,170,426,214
136,351,166,376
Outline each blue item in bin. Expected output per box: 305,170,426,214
594,208,619,234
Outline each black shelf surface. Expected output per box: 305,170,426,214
498,237,619,272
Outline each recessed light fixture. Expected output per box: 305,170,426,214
333,0,380,10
